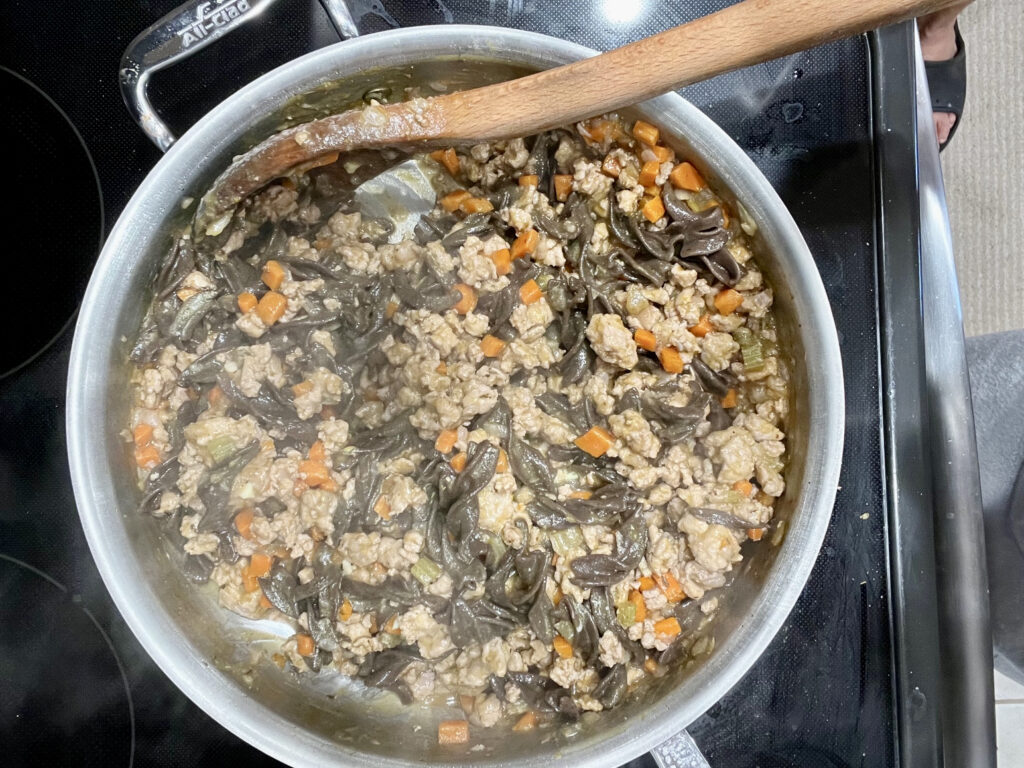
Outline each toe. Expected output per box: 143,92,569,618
933,112,957,145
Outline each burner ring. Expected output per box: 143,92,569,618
0,67,103,378
0,554,134,766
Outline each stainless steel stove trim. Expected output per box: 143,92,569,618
914,28,997,768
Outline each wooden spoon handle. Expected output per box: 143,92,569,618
441,0,958,140
199,0,957,230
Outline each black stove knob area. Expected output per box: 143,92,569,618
0,555,133,767
0,67,102,378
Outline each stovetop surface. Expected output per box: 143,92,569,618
0,2,903,766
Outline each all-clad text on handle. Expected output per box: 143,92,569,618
120,0,361,151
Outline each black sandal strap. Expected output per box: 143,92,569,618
924,21,966,118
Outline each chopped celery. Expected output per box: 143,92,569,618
206,435,237,466
555,620,576,642
616,602,637,628
410,557,442,586
733,327,765,373
488,534,507,565
549,527,584,559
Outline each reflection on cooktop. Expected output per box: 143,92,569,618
0,555,134,766
0,68,102,378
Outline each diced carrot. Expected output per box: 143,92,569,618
438,720,469,745
460,197,494,214
339,599,353,621
134,444,160,469
385,301,399,319
132,423,154,447
309,440,326,462
511,229,539,259
580,117,609,142
720,389,738,409
574,426,614,458
632,120,659,146
441,189,471,212
429,148,460,176
552,635,574,659
261,259,285,291
512,711,537,732
295,633,315,656
553,174,573,202
733,480,754,497
292,379,314,397
650,145,674,163
644,185,660,198
250,552,272,578
748,527,765,541
259,594,272,609
568,490,592,500
207,385,225,407
638,576,657,591
634,329,657,352
234,508,255,540
669,161,706,191
450,452,468,472
719,204,731,228
435,429,458,454
629,589,647,623
653,617,682,638
688,314,713,338
480,334,506,358
436,361,447,375
519,279,543,305
601,153,622,178
373,496,391,520
656,572,685,603
552,587,563,606
237,291,258,314
454,283,477,314
243,572,260,593
383,614,400,635
298,459,331,487
497,449,509,473
659,346,684,374
642,194,666,223
518,174,539,187
256,291,287,326
714,288,743,315
490,247,512,276
638,160,660,187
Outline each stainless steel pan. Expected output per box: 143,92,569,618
67,5,844,766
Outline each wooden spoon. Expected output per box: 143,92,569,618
196,0,956,233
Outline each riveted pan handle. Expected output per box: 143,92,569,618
651,730,711,768
119,0,359,151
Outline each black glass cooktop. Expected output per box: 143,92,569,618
0,2,932,766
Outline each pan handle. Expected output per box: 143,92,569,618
119,0,360,151
650,729,711,768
